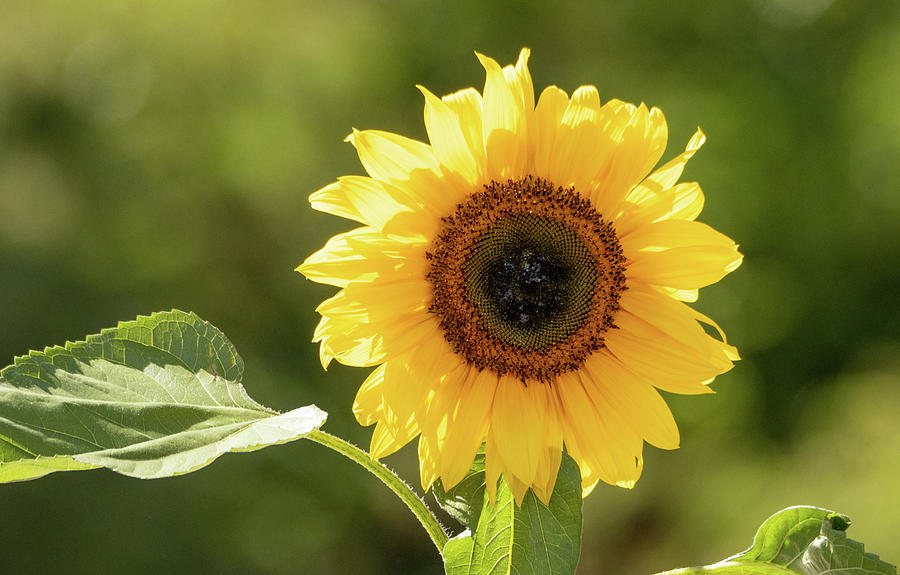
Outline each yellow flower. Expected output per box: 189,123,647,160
298,49,741,505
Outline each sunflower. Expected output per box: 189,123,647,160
298,49,741,505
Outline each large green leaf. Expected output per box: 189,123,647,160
442,453,583,575
0,310,326,482
656,506,896,575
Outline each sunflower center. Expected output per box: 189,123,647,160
427,176,626,382
486,247,566,329
465,214,596,350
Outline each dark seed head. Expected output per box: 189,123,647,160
487,248,567,330
426,176,626,382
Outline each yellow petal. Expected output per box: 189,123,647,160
439,369,498,489
313,315,387,368
418,434,439,491
383,167,468,234
416,364,472,484
382,326,461,444
620,287,737,371
505,472,531,506
686,306,740,361
510,48,535,114
297,227,426,288
592,102,668,214
333,337,383,367
615,181,706,236
579,476,601,498
370,334,465,461
418,85,479,184
658,286,700,302
313,285,437,363
626,244,743,290
620,287,708,348
490,375,545,487
582,351,680,450
556,371,643,487
370,416,420,460
315,279,429,322
603,312,726,394
477,52,526,180
477,52,524,136
529,397,563,505
380,358,432,440
484,430,502,506
353,364,385,426
614,126,705,230
347,129,440,183
485,129,526,181
317,338,336,370
632,128,705,198
530,445,562,505
441,87,486,179
308,176,420,231
548,86,604,191
531,86,569,178
622,219,737,254
657,182,706,221
562,436,608,498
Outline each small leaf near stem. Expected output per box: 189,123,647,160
652,506,896,575
305,429,449,554
432,449,487,531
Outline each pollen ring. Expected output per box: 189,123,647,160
426,176,626,382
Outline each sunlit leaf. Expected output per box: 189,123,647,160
655,506,896,575
0,310,326,482
442,453,583,575
433,449,487,531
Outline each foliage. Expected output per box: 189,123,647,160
657,506,896,575
441,453,583,575
0,310,326,482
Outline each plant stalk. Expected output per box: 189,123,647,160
305,429,449,554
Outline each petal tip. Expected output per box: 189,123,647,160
688,128,707,151
344,128,360,144
516,47,531,65
475,51,501,72
319,345,334,371
727,251,745,272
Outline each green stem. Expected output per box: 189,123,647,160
305,429,449,553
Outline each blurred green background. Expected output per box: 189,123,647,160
2,0,899,573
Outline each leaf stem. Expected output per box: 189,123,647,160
305,429,449,553
652,563,799,575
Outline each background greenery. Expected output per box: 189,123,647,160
1,1,898,573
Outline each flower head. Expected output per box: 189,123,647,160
298,49,741,504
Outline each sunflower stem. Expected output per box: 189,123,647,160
305,429,450,553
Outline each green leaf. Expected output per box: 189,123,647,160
442,452,583,575
433,450,487,531
656,506,896,575
0,310,327,482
